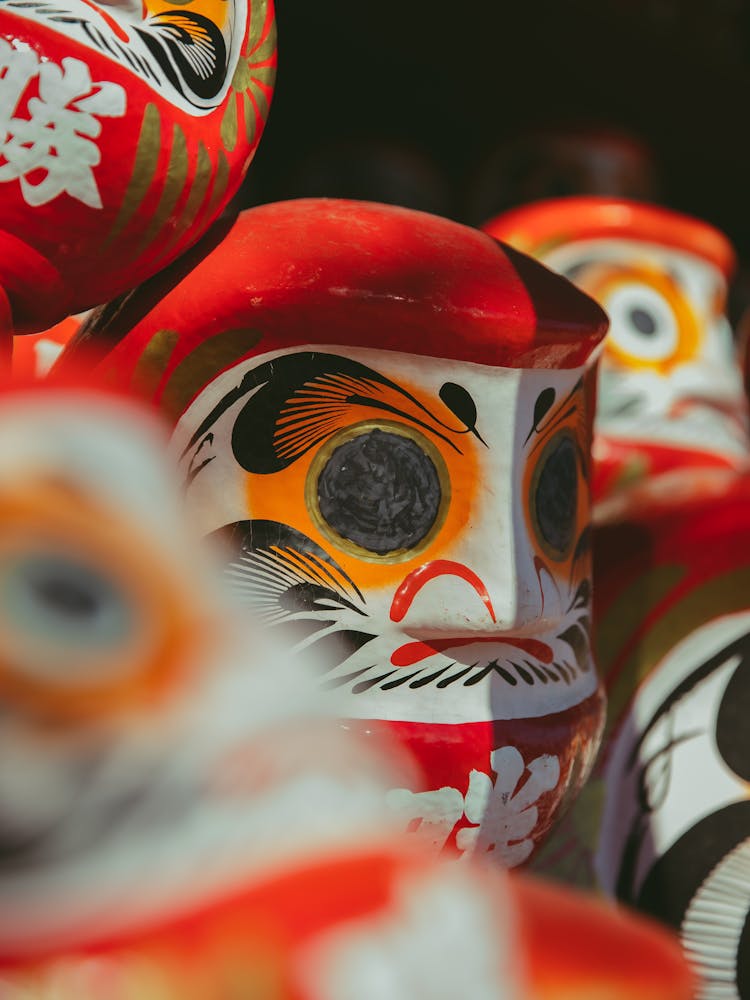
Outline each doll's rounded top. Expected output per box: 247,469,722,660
84,198,608,377
484,196,735,278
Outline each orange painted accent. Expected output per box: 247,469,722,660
581,263,701,374
0,481,206,720
484,196,736,278
244,372,481,593
389,559,496,623
149,0,229,30
510,873,697,999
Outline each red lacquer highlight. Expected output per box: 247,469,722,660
390,559,497,623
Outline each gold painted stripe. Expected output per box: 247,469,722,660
231,56,251,92
203,149,230,223
131,328,179,398
105,103,161,248
221,93,238,153
137,122,189,256
249,79,269,122
248,0,276,60
159,140,213,260
161,327,263,420
242,91,255,144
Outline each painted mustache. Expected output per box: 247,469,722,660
220,519,592,696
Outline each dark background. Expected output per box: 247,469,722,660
242,0,750,301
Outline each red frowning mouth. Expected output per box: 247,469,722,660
390,636,555,668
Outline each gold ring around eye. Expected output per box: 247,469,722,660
305,419,451,564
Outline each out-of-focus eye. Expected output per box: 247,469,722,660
605,283,679,363
0,552,134,685
0,483,202,719
531,431,578,560
307,422,449,560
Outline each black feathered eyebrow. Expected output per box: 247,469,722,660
525,378,584,450
181,368,265,461
181,351,486,475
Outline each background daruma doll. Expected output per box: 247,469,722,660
0,0,275,353
66,198,609,866
484,197,750,996
484,197,749,505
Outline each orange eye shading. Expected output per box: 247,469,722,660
148,0,229,31
244,374,480,592
0,480,205,721
578,264,700,374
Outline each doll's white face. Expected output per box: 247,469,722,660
543,238,749,460
175,345,599,726
0,392,392,953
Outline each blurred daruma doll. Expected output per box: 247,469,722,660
0,0,275,353
0,377,697,1000
65,198,609,866
484,197,749,504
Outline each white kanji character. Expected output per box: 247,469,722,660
456,746,560,866
0,40,126,209
386,785,465,854
0,40,39,114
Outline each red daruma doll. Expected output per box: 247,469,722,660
484,197,750,507
62,198,609,867
0,0,275,355
484,199,750,996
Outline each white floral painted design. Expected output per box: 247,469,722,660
300,866,520,1000
0,39,126,208
456,746,560,865
387,746,561,866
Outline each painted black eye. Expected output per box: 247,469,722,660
314,426,444,556
532,432,578,558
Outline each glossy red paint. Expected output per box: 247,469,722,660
60,199,608,381
0,0,276,347
484,195,735,277
0,840,695,999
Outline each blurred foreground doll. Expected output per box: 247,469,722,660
59,198,609,867
12,314,86,379
0,376,696,1000
0,0,275,360
486,197,750,996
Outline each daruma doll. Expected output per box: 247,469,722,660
484,197,749,506
63,198,609,866
0,376,695,1000
0,0,275,355
486,197,750,996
